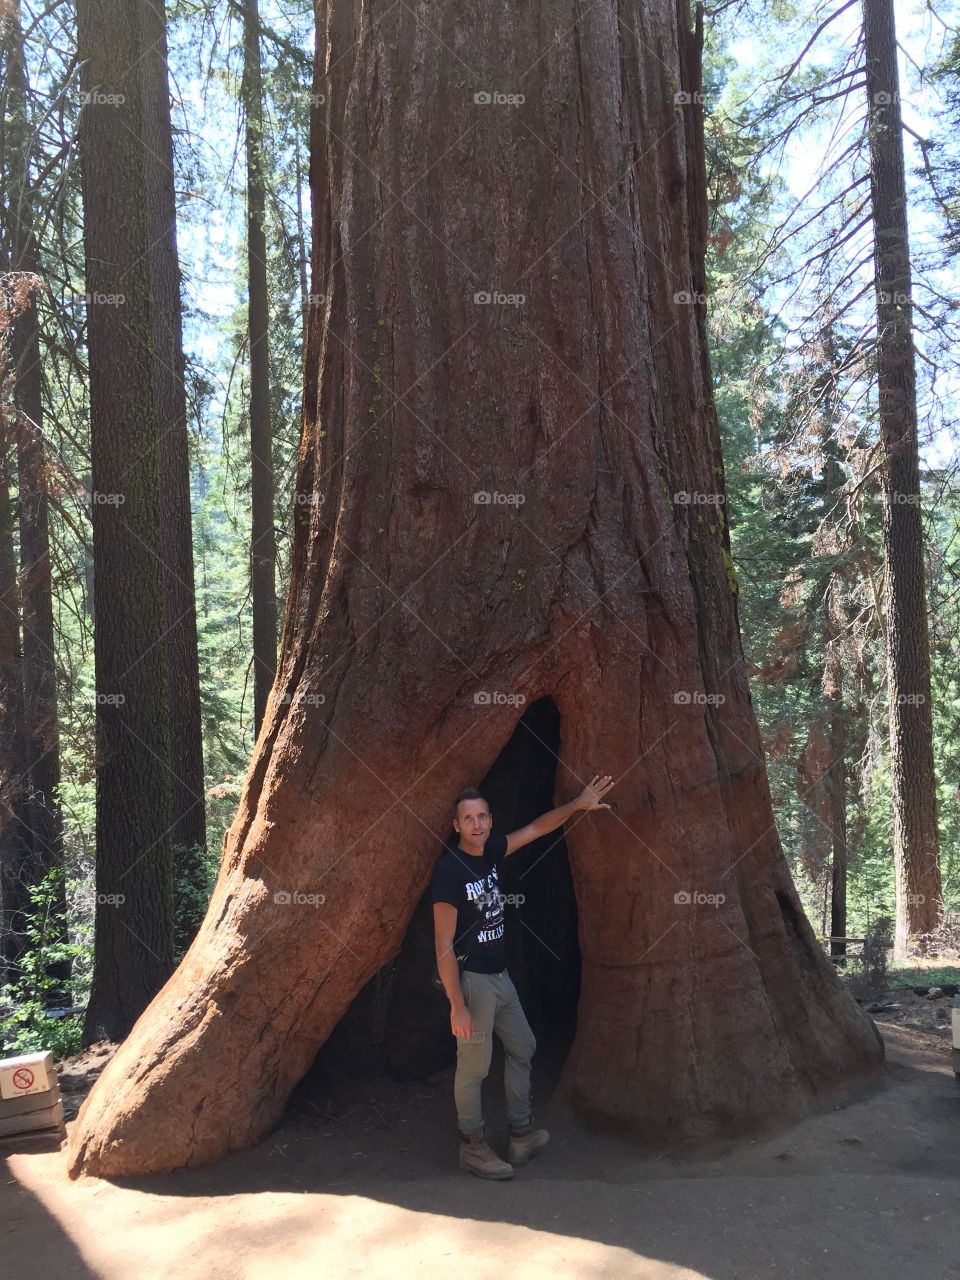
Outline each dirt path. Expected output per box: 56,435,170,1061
3,1021,960,1279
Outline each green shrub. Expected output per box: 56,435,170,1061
0,870,86,1058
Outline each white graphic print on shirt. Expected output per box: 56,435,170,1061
465,864,504,944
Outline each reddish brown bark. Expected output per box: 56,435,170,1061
68,0,883,1177
863,0,942,957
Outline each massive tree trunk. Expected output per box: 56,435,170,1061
863,0,942,958
77,0,175,1042
138,0,208,950
68,0,884,1178
241,0,278,735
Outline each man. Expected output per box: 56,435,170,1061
432,774,615,1179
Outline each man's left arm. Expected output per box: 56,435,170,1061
504,773,614,857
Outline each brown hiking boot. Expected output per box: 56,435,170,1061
507,1124,550,1167
458,1127,514,1180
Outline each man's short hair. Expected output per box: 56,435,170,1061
454,786,489,817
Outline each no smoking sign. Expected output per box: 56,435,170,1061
0,1053,51,1099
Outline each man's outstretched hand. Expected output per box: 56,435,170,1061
576,774,615,811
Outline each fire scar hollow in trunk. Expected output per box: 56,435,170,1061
68,0,884,1177
308,697,580,1091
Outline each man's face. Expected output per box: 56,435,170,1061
455,799,491,843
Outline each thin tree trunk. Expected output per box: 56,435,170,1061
76,0,175,1042
793,346,851,944
0,406,37,985
68,0,883,1178
826,643,848,959
863,0,942,959
241,0,277,736
138,0,207,950
3,0,70,1000
295,132,309,331
821,390,848,961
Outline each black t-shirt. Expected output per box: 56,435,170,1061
431,831,509,973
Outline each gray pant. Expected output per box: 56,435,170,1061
454,968,536,1134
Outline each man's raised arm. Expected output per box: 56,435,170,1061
504,773,614,856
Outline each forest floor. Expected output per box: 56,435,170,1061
2,1002,960,1280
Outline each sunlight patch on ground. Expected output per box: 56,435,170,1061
7,1152,709,1280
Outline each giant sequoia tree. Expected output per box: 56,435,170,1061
68,0,883,1177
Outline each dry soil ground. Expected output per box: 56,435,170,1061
2,1014,960,1280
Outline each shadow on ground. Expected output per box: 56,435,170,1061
4,1022,960,1279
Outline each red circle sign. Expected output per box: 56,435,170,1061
12,1067,35,1091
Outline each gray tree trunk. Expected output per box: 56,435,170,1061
77,0,175,1041
241,0,278,735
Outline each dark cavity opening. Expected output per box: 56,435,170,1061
302,697,580,1100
